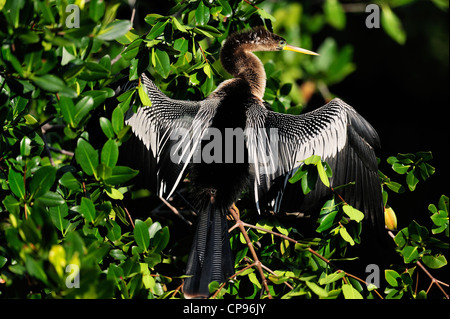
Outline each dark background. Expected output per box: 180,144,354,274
328,2,449,229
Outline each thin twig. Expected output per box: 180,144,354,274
228,207,272,299
387,229,448,299
48,146,74,157
239,218,385,298
23,163,28,220
41,124,55,166
212,262,257,299
243,0,260,10
122,203,135,229
416,260,449,299
159,196,192,226
260,263,294,290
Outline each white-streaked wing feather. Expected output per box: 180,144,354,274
246,98,383,230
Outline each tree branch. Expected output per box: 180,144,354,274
228,206,272,299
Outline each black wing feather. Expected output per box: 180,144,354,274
246,98,384,232
125,74,201,198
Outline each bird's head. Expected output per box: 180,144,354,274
224,27,319,56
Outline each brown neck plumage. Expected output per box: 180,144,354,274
220,30,267,99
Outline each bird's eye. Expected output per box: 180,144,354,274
279,40,286,46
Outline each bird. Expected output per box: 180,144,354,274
124,26,384,298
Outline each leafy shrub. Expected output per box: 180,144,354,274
0,0,448,299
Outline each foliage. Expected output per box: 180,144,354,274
0,0,448,300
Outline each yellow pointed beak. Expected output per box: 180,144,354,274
283,44,319,56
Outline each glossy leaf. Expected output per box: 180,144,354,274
8,169,25,199
73,96,94,125
153,49,171,78
342,284,363,299
97,20,132,41
104,166,139,185
195,1,210,25
99,117,115,139
75,138,99,177
101,139,119,168
31,74,77,97
80,197,96,224
112,106,124,135
342,205,364,223
134,219,150,251
30,166,56,199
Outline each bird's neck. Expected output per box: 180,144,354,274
220,43,266,100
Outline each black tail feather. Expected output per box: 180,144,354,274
183,202,234,298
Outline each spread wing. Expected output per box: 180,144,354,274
125,74,217,198
246,98,384,231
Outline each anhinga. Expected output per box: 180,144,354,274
125,27,383,298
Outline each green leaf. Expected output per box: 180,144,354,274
217,0,232,17
401,245,419,263
385,269,401,287
151,226,170,254
59,172,81,191
59,96,76,127
97,20,132,41
392,162,410,174
134,219,150,251
20,136,31,156
122,38,143,60
89,0,105,22
381,4,406,44
99,117,115,139
30,166,56,199
75,138,99,177
342,205,365,222
406,169,419,191
304,155,321,165
8,169,25,199
153,49,171,78
301,169,317,195
106,220,122,242
385,180,405,193
101,139,119,168
195,1,210,25
80,197,96,224
317,161,330,187
31,74,76,98
106,187,123,200
316,199,339,232
49,203,69,234
144,13,164,25
138,84,152,107
78,62,110,81
319,271,345,285
36,191,65,207
342,284,363,299
104,166,139,185
193,25,222,38
339,227,355,245
305,281,328,298
73,96,94,125
288,165,308,184
257,8,276,22
171,17,187,32
147,20,169,40
112,106,124,135
25,255,48,285
422,254,447,269
324,0,346,30
203,63,212,79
